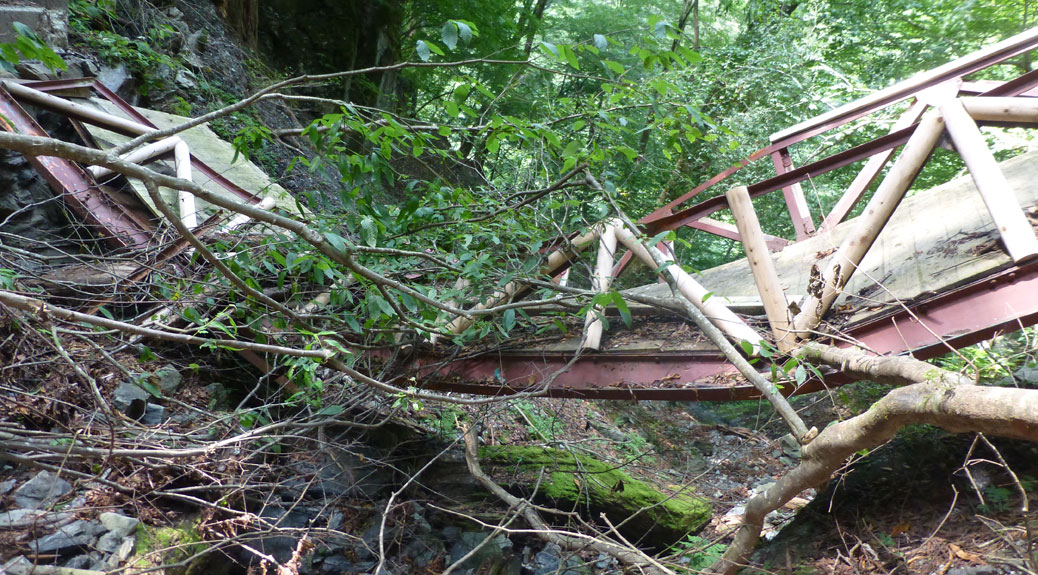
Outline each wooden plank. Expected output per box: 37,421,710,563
727,186,794,350
631,149,1038,332
791,111,946,338
940,98,1038,263
582,225,617,351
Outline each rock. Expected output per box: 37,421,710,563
140,403,167,426
13,470,73,509
531,543,588,575
154,365,183,394
0,508,71,528
63,554,93,569
2,555,34,575
779,433,802,459
448,531,510,571
0,478,17,495
1015,365,1038,384
15,60,56,81
113,382,150,419
30,519,104,554
98,64,135,99
206,382,235,411
107,536,135,567
175,69,197,90
96,530,124,553
100,512,140,536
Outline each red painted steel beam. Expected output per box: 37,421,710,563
643,127,917,234
419,261,1038,400
0,86,153,249
839,261,1038,361
25,78,265,206
772,149,816,239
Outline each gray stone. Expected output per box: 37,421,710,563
140,403,167,426
2,555,34,575
0,478,17,495
115,536,135,562
99,512,139,536
30,520,105,554
97,64,134,100
1015,365,1038,384
174,68,197,90
326,510,344,531
113,382,150,419
63,555,92,569
96,530,124,553
155,365,183,394
0,508,71,528
13,470,73,509
15,59,55,81
779,433,801,459
531,543,588,575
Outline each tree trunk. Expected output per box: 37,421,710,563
710,343,1038,574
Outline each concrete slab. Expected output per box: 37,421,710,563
81,98,306,223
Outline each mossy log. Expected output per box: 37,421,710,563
479,445,711,547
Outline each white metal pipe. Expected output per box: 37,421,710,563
3,80,151,135
88,136,182,178
173,139,197,229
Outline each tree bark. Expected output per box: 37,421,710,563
710,344,1038,574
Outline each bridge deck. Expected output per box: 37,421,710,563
418,150,1038,400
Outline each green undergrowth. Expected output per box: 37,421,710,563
479,444,711,546
133,520,219,575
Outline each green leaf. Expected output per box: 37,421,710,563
323,231,348,253
701,291,713,303
739,340,754,356
317,405,345,416
795,364,808,386
137,378,162,399
416,40,432,61
539,41,559,59
603,60,625,74
441,22,458,50
611,292,632,328
560,45,579,69
503,308,516,331
360,216,377,247
455,20,474,44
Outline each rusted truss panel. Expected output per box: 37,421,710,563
0,85,155,249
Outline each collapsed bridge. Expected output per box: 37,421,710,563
414,28,1038,400
2,29,1038,403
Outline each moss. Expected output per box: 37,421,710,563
133,520,219,575
479,445,711,545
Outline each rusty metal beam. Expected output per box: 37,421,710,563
25,78,265,206
0,85,154,249
418,260,1038,400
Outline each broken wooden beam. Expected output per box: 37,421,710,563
582,224,617,351
611,221,763,351
791,111,945,338
940,98,1038,263
726,186,794,351
447,227,599,335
